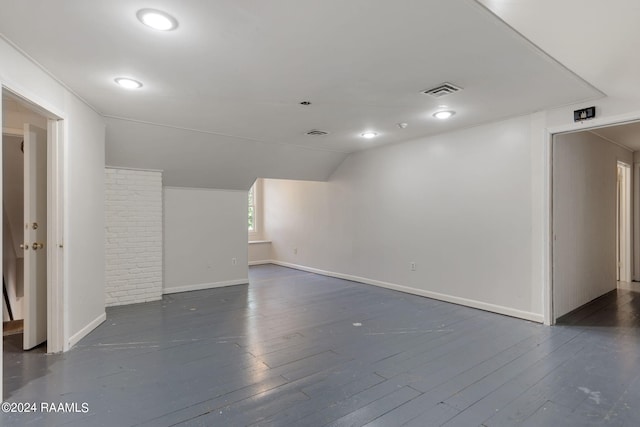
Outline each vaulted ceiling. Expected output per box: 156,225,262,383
0,1,611,188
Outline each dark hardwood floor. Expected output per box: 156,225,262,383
2,265,640,426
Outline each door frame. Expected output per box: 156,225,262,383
617,161,632,283
635,162,640,282
545,110,640,325
1,85,65,354
47,117,64,353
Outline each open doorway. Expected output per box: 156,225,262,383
2,93,49,352
551,121,638,322
1,88,64,362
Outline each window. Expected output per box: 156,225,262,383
248,182,256,232
248,179,263,240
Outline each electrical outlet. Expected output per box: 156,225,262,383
232,258,237,265
410,262,416,271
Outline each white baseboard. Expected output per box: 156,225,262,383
249,260,271,266
68,312,106,349
268,260,544,323
163,278,248,295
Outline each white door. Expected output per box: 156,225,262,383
23,124,47,350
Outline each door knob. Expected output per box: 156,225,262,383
19,243,29,250
32,242,44,250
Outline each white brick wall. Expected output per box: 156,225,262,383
105,168,163,306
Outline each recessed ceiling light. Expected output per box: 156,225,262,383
433,110,455,120
361,131,378,139
114,77,143,89
136,9,178,31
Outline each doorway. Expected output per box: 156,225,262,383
551,122,638,322
2,94,49,352
2,88,65,362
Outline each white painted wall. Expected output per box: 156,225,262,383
264,115,543,321
552,131,632,318
105,168,163,306
63,93,106,348
164,187,248,293
249,241,271,265
0,37,106,350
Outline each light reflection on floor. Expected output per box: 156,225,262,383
617,280,640,293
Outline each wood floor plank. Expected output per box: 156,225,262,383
257,373,387,426
290,379,410,426
325,386,421,427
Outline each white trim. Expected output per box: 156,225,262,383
266,260,544,323
617,162,632,282
68,312,106,348
163,278,247,294
249,260,271,266
2,127,23,136
47,119,65,353
249,240,272,244
634,163,640,281
104,166,164,173
544,131,554,325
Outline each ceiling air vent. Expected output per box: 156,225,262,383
422,82,462,98
306,129,329,136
